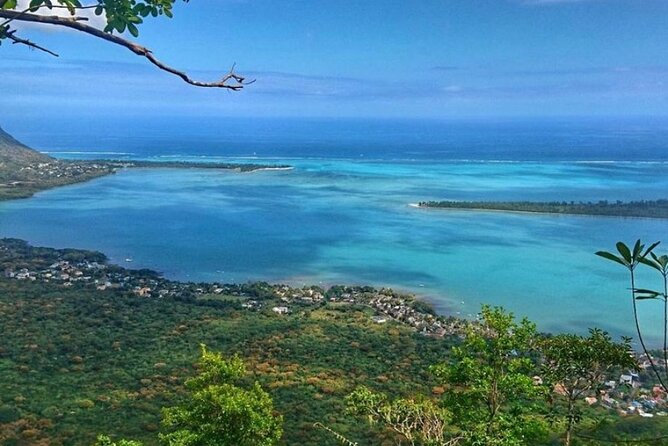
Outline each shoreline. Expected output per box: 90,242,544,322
0,159,294,201
244,166,295,172
0,237,463,338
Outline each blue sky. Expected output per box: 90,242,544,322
2,0,668,120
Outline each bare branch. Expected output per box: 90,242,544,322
6,29,59,57
1,9,90,28
0,8,249,90
39,4,100,10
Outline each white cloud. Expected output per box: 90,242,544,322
12,0,107,32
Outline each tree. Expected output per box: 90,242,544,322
345,386,458,446
637,248,668,387
431,306,547,446
0,0,250,89
596,240,667,391
158,344,282,446
539,329,637,446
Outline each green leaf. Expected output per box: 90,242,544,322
635,295,660,300
595,251,628,267
127,22,139,37
633,288,661,297
660,255,668,269
639,257,662,272
632,239,643,259
616,242,632,263
643,241,661,258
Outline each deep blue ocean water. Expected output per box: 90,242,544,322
3,117,668,344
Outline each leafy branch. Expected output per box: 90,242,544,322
596,240,668,392
0,0,252,90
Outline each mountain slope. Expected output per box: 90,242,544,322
0,126,113,200
0,126,53,168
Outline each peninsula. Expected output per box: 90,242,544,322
417,199,668,219
0,126,291,200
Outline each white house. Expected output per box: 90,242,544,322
272,306,289,315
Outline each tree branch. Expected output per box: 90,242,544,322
0,9,250,90
6,29,59,56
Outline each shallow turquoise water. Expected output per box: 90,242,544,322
3,159,668,344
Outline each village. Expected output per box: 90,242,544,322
1,160,114,189
16,160,113,182
2,237,668,417
1,240,466,337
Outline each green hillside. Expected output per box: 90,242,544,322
0,127,114,200
0,126,53,178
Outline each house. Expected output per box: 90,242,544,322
135,287,152,297
619,373,640,388
601,395,617,409
372,316,387,324
272,306,289,315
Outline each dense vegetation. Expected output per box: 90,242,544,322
0,276,455,445
108,160,292,173
4,240,668,445
418,200,668,219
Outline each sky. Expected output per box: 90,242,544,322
2,0,668,121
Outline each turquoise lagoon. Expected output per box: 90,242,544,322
2,156,668,344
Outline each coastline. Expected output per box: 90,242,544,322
0,237,463,338
0,168,115,202
0,159,294,201
244,166,295,172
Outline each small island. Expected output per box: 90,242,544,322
0,126,291,201
99,159,292,173
417,199,668,219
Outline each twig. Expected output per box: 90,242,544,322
6,29,59,56
0,8,249,90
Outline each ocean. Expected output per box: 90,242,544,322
2,116,668,344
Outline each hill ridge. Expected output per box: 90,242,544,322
0,126,53,166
